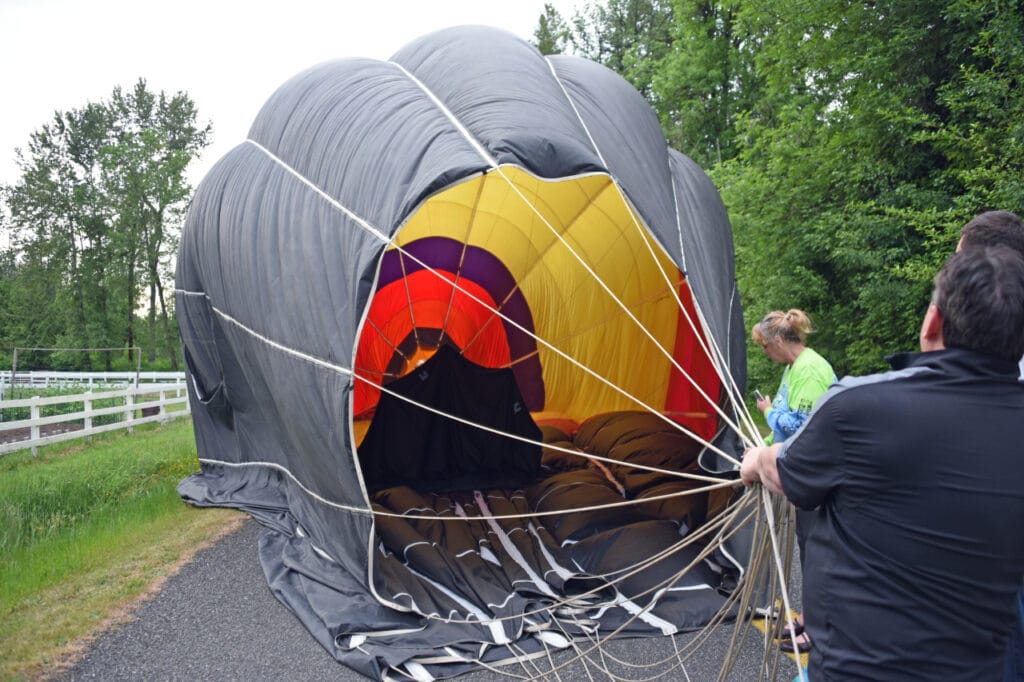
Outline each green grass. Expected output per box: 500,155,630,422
0,420,197,554
0,419,243,680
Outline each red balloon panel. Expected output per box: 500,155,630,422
353,269,510,416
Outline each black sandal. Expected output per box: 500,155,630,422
780,631,812,654
777,620,805,638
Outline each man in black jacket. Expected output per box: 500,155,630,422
741,246,1024,681
956,209,1024,682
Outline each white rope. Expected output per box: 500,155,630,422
206,71,806,680
572,500,755,595
490,505,755,678
389,490,746,615
374,481,734,523
377,491,754,629
757,486,806,679
365,369,732,481
607,182,760,446
244,139,388,241
665,171,754,432
691,286,763,443
233,143,742,466
389,62,498,167
542,57,757,452
182,288,739,525
544,57,608,170
387,60,750,462
489,165,746,467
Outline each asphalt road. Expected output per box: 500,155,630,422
60,519,803,681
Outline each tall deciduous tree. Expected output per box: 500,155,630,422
3,80,210,369
104,81,210,368
568,0,676,97
6,103,113,368
540,0,1023,390
714,0,1024,388
653,0,760,167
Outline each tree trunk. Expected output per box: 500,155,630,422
100,261,112,370
146,208,162,365
156,277,178,370
148,280,157,363
65,215,91,370
127,259,135,363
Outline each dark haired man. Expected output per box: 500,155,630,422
741,247,1024,680
956,209,1024,682
958,209,1024,260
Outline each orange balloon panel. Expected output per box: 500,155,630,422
354,269,510,415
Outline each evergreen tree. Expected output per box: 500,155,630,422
533,3,572,55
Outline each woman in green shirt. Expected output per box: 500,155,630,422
753,309,836,445
752,308,836,654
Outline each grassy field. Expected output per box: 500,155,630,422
0,419,243,681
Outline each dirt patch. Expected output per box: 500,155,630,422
0,422,85,446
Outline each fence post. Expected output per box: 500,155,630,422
30,395,41,457
125,389,135,433
159,389,167,423
84,390,93,443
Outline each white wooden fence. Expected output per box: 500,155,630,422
0,382,191,456
0,370,185,390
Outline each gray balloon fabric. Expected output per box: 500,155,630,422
177,25,748,680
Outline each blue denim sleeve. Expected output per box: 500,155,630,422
765,406,809,441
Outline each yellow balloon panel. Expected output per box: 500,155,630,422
393,166,687,421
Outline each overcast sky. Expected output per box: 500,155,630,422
0,0,581,191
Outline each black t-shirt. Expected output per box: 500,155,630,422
777,349,1024,681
